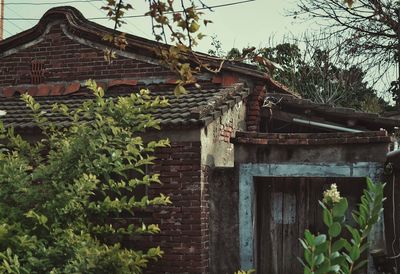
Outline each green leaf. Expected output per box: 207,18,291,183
304,249,313,266
304,267,312,274
343,253,353,264
329,265,340,272
314,234,326,246
331,254,345,265
366,177,373,190
173,84,187,96
323,208,333,227
349,245,361,261
318,200,328,210
299,239,309,249
315,259,329,274
343,239,352,252
304,230,314,245
346,225,361,243
332,198,348,217
328,222,341,237
315,254,324,265
332,238,346,252
315,241,329,254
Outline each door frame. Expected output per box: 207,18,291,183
239,162,383,272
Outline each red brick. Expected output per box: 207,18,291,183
37,84,50,96
64,82,81,94
212,75,222,84
108,79,138,87
221,73,238,87
27,86,38,96
2,87,15,97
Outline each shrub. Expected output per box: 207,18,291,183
0,80,170,273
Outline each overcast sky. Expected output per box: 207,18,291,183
3,0,313,53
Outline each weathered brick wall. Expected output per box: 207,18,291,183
246,84,266,132
134,141,209,274
0,23,172,91
219,119,234,143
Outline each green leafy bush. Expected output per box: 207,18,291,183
0,80,170,273
299,179,385,274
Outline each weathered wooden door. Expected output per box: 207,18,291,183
256,177,364,274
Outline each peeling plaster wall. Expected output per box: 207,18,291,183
200,100,246,274
201,100,246,167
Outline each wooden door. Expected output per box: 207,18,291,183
256,177,364,274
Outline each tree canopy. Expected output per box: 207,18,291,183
261,43,386,112
293,0,400,96
221,40,387,112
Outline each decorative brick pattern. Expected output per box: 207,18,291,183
232,130,391,145
31,60,44,84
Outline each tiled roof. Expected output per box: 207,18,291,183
0,82,249,130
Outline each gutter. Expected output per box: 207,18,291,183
292,118,364,133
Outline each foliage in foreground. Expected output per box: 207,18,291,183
300,179,385,274
0,80,170,273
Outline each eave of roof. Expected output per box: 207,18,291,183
0,82,249,130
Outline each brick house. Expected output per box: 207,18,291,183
1,6,400,274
